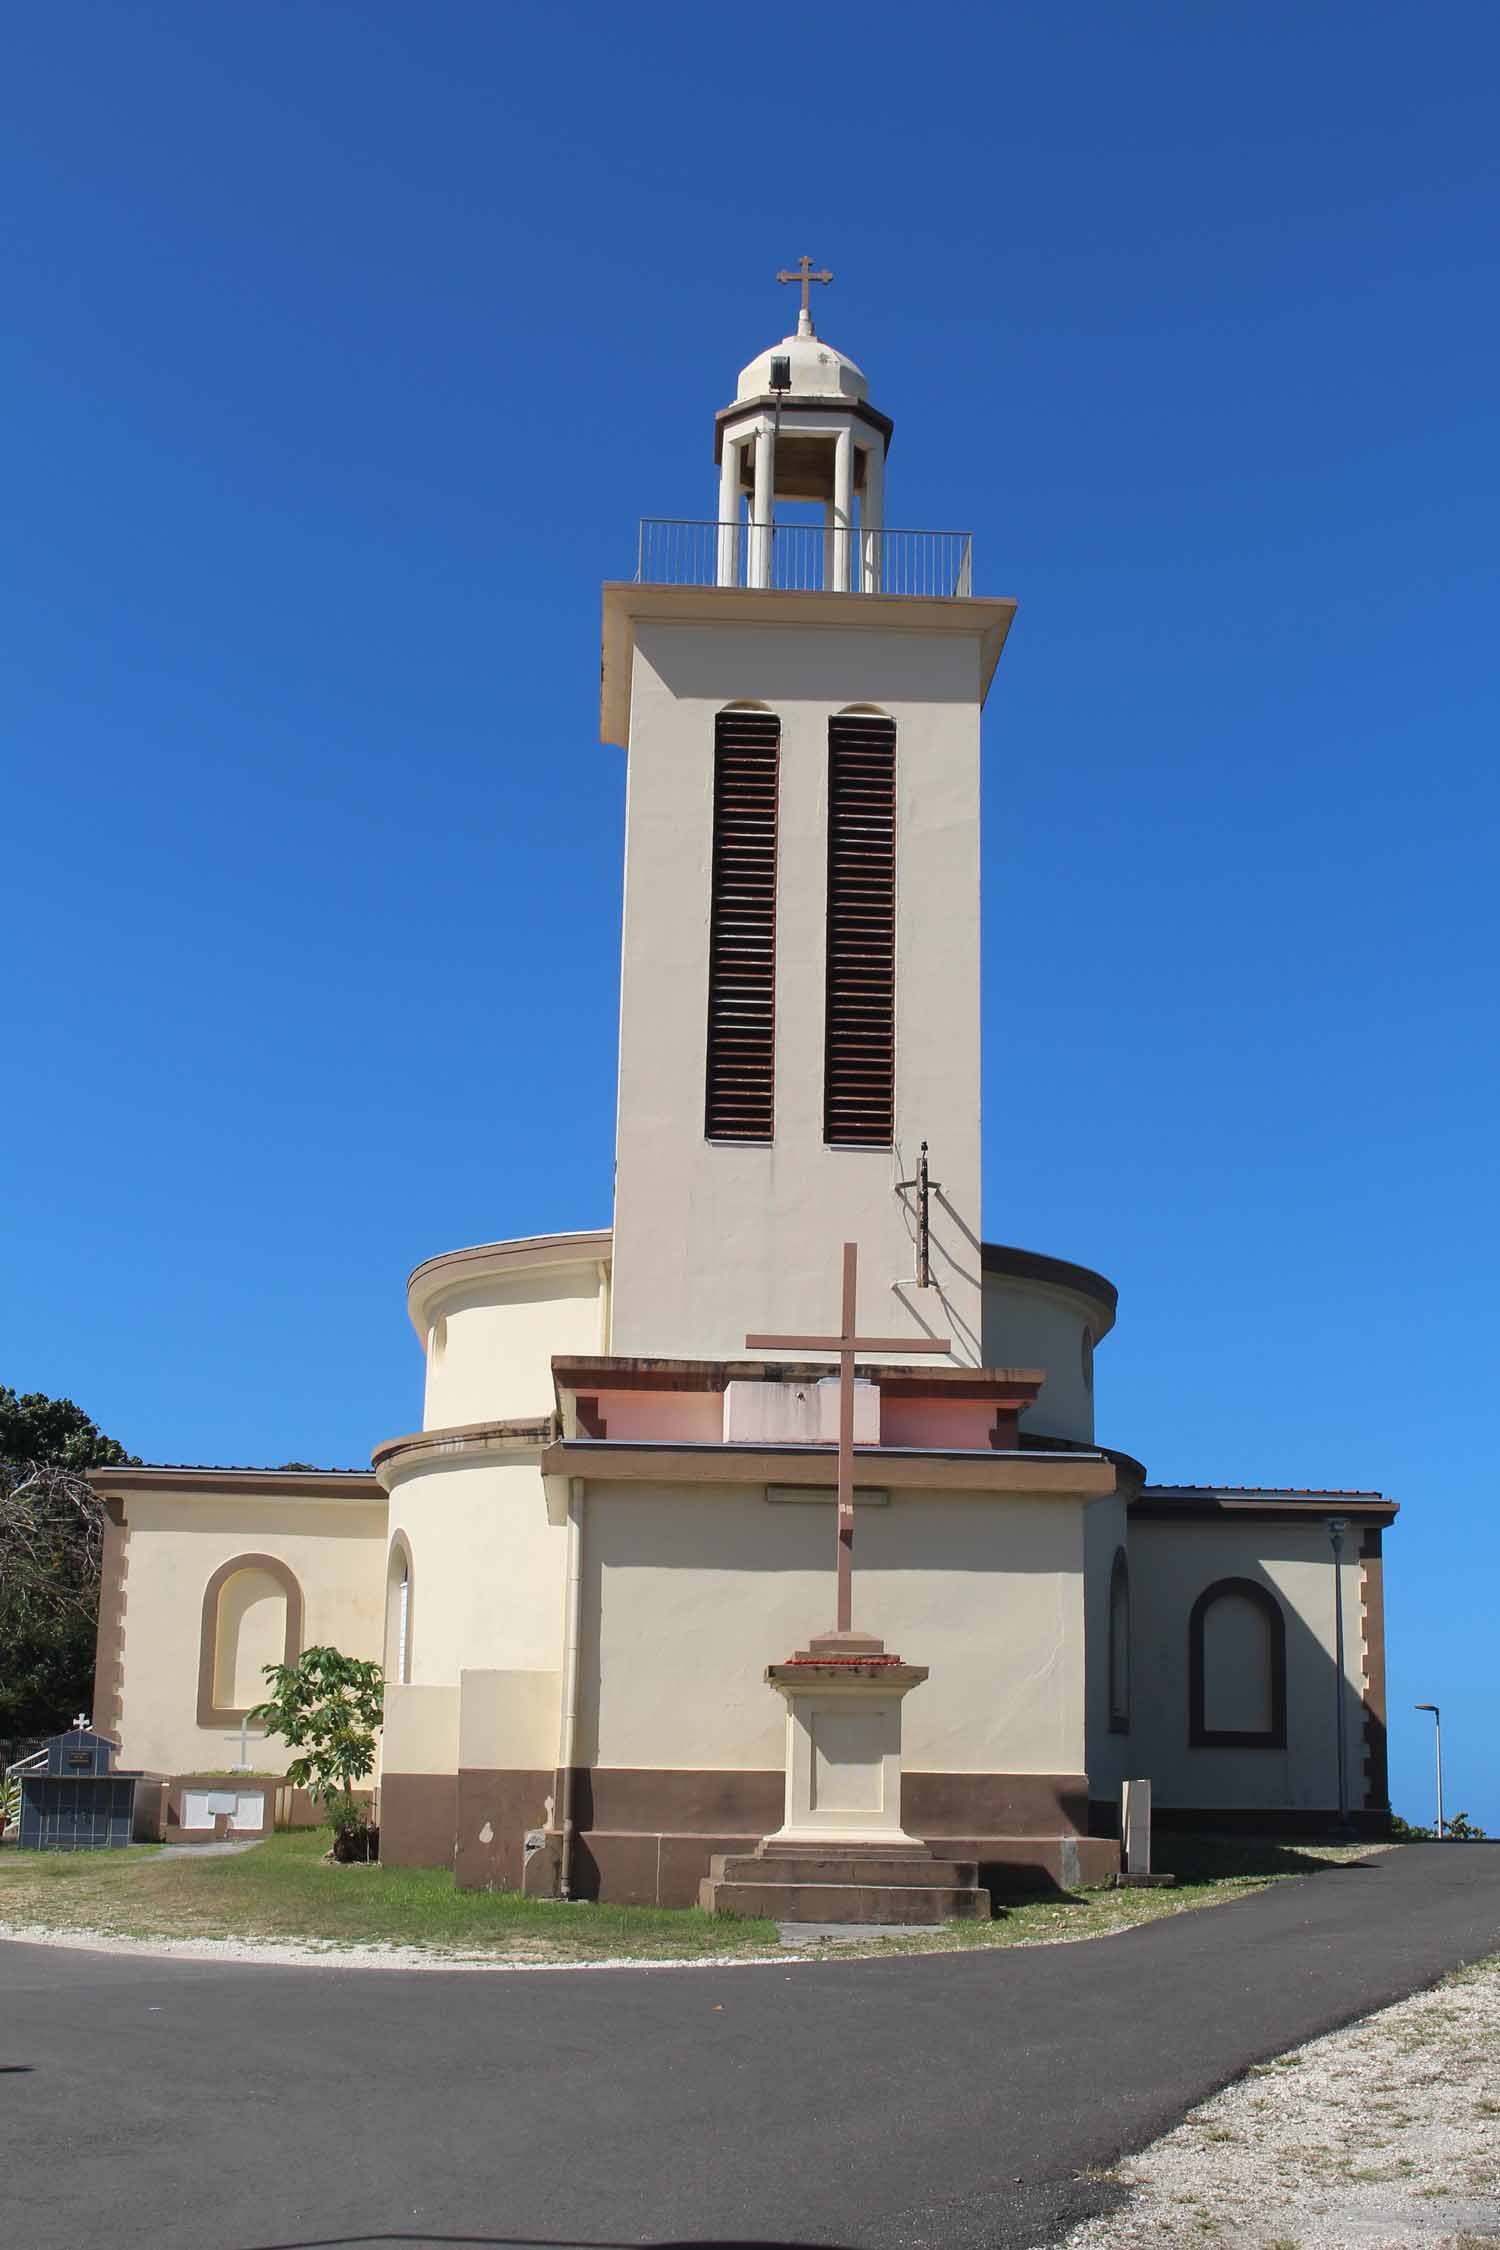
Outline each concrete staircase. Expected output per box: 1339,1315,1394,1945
698,1844,991,1925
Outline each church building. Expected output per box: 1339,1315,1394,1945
88,273,1395,1908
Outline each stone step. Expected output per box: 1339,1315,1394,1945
709,1851,981,1889
699,1877,991,1924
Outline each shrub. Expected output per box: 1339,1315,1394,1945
250,1645,383,1859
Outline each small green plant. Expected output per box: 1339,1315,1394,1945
1391,1809,1488,1841
249,1645,384,1861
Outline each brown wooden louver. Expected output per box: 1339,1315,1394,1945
704,709,780,1141
824,712,897,1145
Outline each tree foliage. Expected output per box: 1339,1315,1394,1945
0,1390,134,1475
250,1645,384,1847
1391,1808,1487,1841
0,1389,137,1734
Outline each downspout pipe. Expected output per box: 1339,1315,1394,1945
555,1258,607,1900
556,1476,585,1898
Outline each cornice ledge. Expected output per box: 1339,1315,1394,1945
405,1228,611,1339
373,1417,555,1489
538,1437,1114,1498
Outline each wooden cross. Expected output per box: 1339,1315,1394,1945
747,1242,950,1637
776,254,833,323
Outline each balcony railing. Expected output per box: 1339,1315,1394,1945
635,519,974,598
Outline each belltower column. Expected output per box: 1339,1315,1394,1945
749,422,775,588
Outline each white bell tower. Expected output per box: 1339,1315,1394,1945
602,269,1015,1367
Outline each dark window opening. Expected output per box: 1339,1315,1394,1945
824,712,896,1145
1189,1577,1288,1749
705,709,779,1141
1108,1547,1131,1734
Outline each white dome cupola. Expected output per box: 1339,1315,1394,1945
733,331,869,405
714,259,893,591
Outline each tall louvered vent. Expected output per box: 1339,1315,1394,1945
824,712,897,1146
704,709,780,1141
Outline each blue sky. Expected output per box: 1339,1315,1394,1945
3,2,1495,1831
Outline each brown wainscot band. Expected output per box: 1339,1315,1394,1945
379,1773,460,1869
443,1767,1117,1905
454,1768,555,1891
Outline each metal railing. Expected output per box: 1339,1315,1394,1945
636,520,974,598
1,1747,46,1832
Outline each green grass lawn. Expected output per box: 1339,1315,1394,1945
0,1828,1388,1965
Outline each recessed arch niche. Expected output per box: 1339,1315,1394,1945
1189,1577,1287,1749
196,1554,303,1727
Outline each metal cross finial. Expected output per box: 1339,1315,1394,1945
896,1140,943,1292
776,254,833,329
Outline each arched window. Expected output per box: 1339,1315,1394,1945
1108,1547,1131,1734
1189,1578,1287,1749
386,1534,414,1685
196,1555,303,1727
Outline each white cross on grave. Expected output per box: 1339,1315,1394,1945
223,1716,260,1772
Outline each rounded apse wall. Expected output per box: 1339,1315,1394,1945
406,1230,611,1431
980,1243,1118,1447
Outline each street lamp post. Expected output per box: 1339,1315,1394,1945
1415,1703,1445,1839
1327,1518,1350,1830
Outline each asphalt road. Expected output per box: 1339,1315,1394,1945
3,1843,1497,2250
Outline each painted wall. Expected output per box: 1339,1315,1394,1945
458,1667,560,1772
610,617,988,1368
1127,1518,1369,1812
577,1481,1087,1778
112,1492,385,1778
382,1454,566,1689
380,1682,460,1776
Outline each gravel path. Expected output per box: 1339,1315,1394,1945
0,1916,800,1971
1062,1954,1500,2248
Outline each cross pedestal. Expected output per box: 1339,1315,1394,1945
762,1648,929,1855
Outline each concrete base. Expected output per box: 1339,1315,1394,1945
699,1842,990,1925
